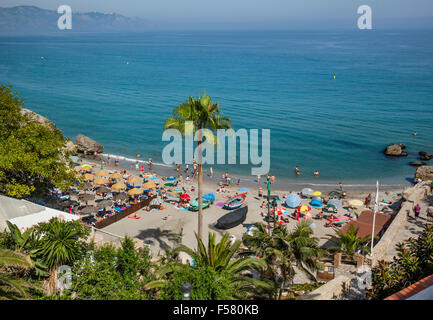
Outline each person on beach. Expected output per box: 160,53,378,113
107,154,111,165
115,156,119,166
176,164,181,176
237,178,240,186
271,175,275,184
258,187,263,197
314,170,319,177
209,166,213,178
135,161,139,171
257,174,261,186
185,164,189,175
94,151,97,159
148,158,153,171
414,204,421,220
339,182,343,191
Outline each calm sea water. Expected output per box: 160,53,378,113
1,30,433,188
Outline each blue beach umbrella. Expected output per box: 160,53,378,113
310,199,323,207
327,198,342,209
285,193,301,208
166,176,177,181
203,192,215,203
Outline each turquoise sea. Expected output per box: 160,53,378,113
1,30,433,188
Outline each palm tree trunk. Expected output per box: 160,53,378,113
278,279,286,300
197,138,203,241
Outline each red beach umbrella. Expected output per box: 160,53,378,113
180,194,190,200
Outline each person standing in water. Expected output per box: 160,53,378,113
295,166,300,176
314,170,319,177
148,157,153,172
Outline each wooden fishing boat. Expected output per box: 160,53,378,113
189,198,211,211
215,206,248,230
223,193,247,210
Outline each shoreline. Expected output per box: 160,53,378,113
92,152,412,192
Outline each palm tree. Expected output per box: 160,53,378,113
327,224,372,257
145,232,274,298
242,221,323,299
164,92,231,241
0,248,34,299
33,217,90,295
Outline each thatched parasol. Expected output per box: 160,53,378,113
128,188,143,196
110,172,123,179
83,173,94,181
111,182,126,191
95,169,109,177
94,177,109,185
142,181,157,190
127,176,142,185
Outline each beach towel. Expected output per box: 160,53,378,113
128,216,142,220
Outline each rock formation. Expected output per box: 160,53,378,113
75,134,104,153
384,144,407,157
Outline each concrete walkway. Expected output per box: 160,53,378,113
384,197,432,261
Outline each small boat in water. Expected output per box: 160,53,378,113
215,206,248,230
223,193,247,210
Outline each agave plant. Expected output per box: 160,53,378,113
0,248,34,299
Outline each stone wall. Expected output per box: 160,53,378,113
298,275,351,300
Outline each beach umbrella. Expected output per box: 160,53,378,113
94,177,109,185
349,199,364,207
203,192,215,202
329,190,343,199
274,207,288,215
238,187,250,193
327,199,342,209
180,194,190,200
79,166,92,172
127,176,142,185
80,205,98,215
96,199,113,209
304,212,313,219
79,193,95,203
95,169,109,177
312,196,322,202
312,191,322,196
111,182,127,191
83,173,94,181
142,181,157,190
337,215,350,221
110,172,123,179
82,182,93,191
128,188,143,196
70,156,80,164
113,192,128,201
285,193,301,208
310,199,323,207
301,188,314,197
326,204,337,210
95,186,111,194
298,205,311,212
166,176,177,181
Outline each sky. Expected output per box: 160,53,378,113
2,0,433,30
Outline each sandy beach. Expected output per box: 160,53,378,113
78,155,405,261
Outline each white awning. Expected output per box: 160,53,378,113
8,207,80,232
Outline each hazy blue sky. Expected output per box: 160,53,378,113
2,0,433,30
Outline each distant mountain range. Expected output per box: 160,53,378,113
0,6,150,34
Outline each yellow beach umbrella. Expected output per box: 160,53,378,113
95,170,109,177
312,191,322,196
110,172,123,179
299,205,311,212
127,177,142,185
111,182,127,191
142,181,156,190
79,166,92,172
81,164,92,168
83,173,94,181
128,188,143,196
349,199,364,207
94,177,109,185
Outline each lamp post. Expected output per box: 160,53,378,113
180,281,192,300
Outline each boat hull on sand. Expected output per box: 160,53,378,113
215,206,248,230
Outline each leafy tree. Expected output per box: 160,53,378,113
327,224,372,256
163,92,231,240
0,85,76,198
66,237,154,300
0,248,34,299
369,224,433,300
